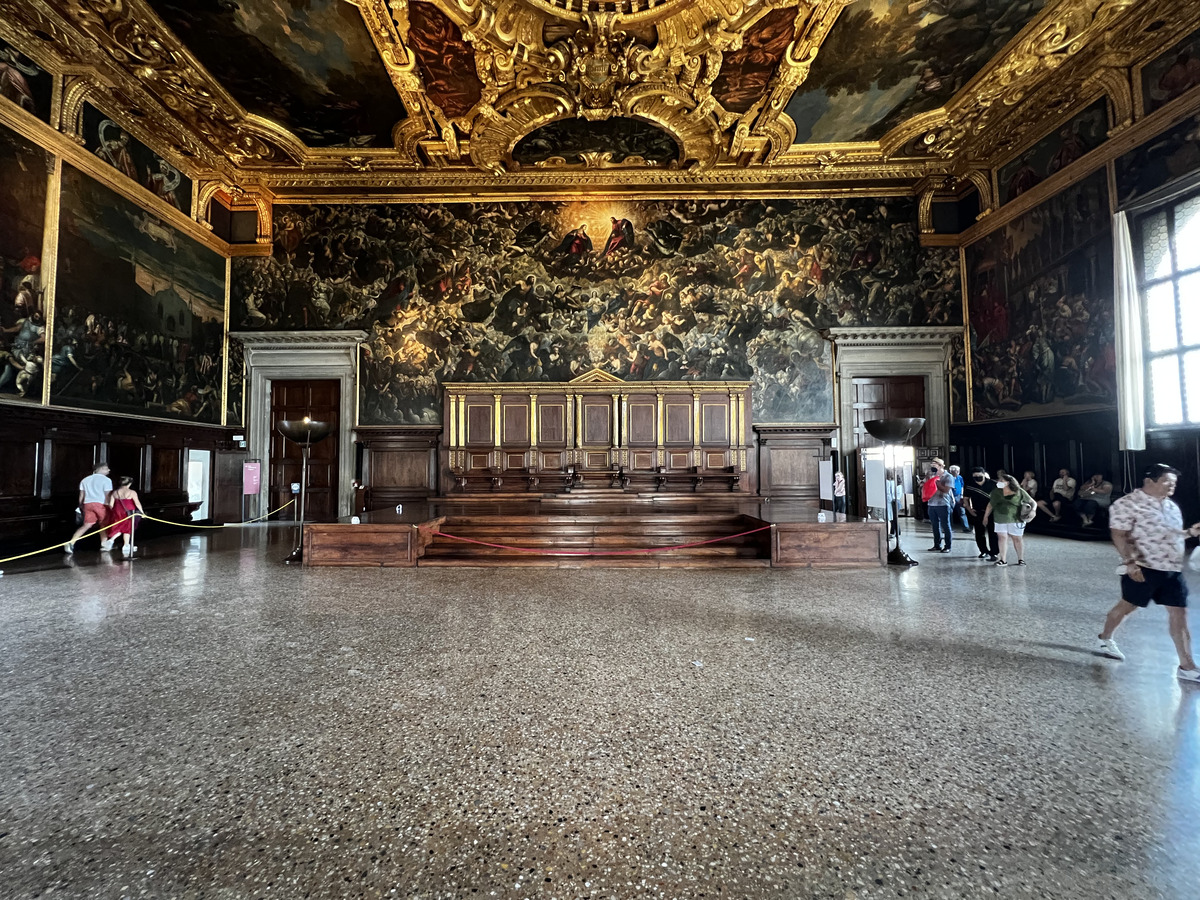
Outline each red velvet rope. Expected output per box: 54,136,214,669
434,524,774,557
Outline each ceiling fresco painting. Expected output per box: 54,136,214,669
0,0,1196,198
405,2,483,121
145,0,407,148
1141,26,1200,116
513,118,681,168
786,0,1048,144
710,6,799,115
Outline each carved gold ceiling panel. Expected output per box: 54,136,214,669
0,0,1196,201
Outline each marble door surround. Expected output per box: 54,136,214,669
231,331,367,519
826,326,962,460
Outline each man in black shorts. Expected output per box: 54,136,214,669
1097,463,1200,683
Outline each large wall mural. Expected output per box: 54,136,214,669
785,0,1047,144
965,169,1114,421
52,164,225,423
0,122,50,405
232,198,961,427
82,103,193,213
146,0,407,148
997,98,1108,206
0,36,54,124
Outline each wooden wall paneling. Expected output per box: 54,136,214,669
0,406,236,543
502,401,530,447
151,445,183,493
441,378,753,493
466,402,493,446
212,449,248,523
754,426,835,500
537,399,566,446
627,397,657,447
701,400,729,445
582,398,611,447
664,401,692,444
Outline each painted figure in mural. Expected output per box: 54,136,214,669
602,218,636,257
1007,155,1041,198
1048,124,1088,174
145,158,183,209
554,224,593,266
1158,51,1200,105
96,120,139,181
0,47,39,113
0,309,45,394
12,275,38,320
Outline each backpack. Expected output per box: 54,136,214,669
1018,491,1038,523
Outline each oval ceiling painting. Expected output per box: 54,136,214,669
513,118,680,168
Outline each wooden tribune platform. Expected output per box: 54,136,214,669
302,498,886,569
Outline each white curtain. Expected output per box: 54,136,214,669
1112,211,1146,451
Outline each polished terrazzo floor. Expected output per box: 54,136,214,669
1,524,1199,899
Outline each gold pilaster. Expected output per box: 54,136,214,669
449,394,458,448
220,256,230,425
493,393,501,448
656,393,664,450
529,396,537,453
611,393,619,457
39,155,62,408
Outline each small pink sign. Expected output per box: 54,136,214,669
242,461,261,495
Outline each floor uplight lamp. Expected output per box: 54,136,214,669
864,417,925,567
277,417,334,564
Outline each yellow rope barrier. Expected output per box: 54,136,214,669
0,499,297,567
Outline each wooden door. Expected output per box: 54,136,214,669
849,376,926,513
212,449,248,523
270,380,339,523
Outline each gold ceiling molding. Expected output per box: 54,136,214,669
910,0,1183,162
1,0,1196,202
389,1,811,174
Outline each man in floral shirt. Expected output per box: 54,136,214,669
1097,463,1200,683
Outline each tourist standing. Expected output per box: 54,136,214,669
963,467,999,560
983,474,1034,566
833,470,846,519
105,476,144,556
949,464,970,532
66,463,112,554
1096,463,1200,683
926,468,956,553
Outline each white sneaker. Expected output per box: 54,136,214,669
122,544,133,557
1097,637,1125,660
1179,668,1200,684
100,539,114,551
63,542,74,554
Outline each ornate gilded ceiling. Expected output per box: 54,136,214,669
0,0,1198,203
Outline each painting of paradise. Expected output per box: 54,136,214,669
965,169,1115,421
234,198,961,427
52,164,226,423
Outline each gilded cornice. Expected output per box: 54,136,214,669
1,0,1197,203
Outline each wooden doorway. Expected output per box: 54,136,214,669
269,380,339,523
848,376,926,513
